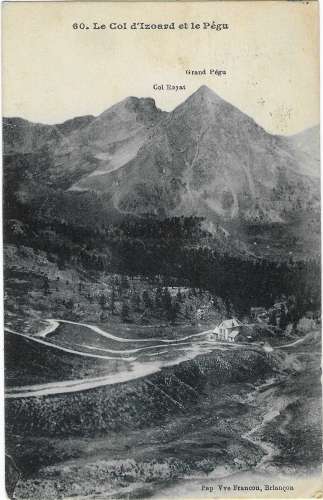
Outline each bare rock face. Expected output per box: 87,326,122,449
3,86,320,256
68,85,318,225
69,96,165,190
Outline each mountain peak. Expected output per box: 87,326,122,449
192,85,223,101
99,95,161,122
179,85,229,110
196,85,214,95
123,96,160,114
172,85,228,119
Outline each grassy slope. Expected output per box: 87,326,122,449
5,333,128,387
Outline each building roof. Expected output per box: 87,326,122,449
219,318,242,329
228,330,240,338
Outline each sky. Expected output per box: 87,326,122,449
2,1,319,135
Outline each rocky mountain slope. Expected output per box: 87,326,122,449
285,125,320,178
3,86,320,257
72,86,319,225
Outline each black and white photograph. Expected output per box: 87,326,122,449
2,1,321,498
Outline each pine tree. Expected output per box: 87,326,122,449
130,291,141,312
279,307,288,331
162,289,175,322
121,275,130,290
98,293,106,309
142,290,152,309
43,276,50,295
268,308,276,326
171,300,181,324
121,302,129,322
155,287,163,308
110,287,116,313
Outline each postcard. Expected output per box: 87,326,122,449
2,1,321,498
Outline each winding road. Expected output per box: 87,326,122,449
40,318,213,343
5,319,312,399
5,320,227,398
